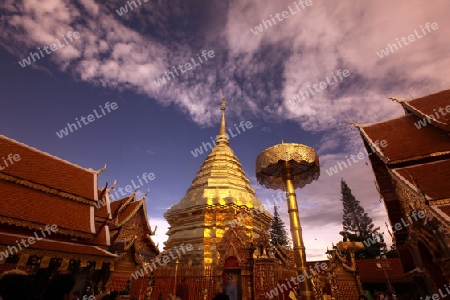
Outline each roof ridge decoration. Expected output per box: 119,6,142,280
0,135,98,173
388,97,403,103
113,193,136,224
96,164,107,174
0,215,94,239
345,119,360,128
115,198,144,227
98,182,109,200
0,172,95,204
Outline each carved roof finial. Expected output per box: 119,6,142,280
345,119,360,128
388,97,403,103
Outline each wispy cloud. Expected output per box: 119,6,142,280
2,0,449,146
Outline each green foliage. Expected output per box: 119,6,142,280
340,179,386,258
270,205,289,247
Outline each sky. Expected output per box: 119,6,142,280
1,0,449,261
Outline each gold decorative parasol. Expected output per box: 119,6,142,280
255,142,320,300
256,143,320,190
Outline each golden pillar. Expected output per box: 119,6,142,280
256,143,320,300
284,160,311,297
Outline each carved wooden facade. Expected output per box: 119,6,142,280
357,89,450,296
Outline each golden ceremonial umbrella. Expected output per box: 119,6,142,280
256,143,320,300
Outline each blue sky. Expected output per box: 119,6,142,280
1,0,449,260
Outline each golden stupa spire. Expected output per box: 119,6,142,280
216,96,229,145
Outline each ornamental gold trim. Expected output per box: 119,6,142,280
0,247,116,264
115,196,143,227
0,216,94,239
389,151,450,165
429,198,450,205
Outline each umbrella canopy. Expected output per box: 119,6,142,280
255,143,320,190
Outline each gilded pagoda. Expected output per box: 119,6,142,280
164,98,273,266
161,98,298,300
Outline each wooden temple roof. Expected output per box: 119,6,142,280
397,89,450,131
0,232,117,262
391,160,450,201
359,90,450,205
359,114,450,165
0,180,93,236
358,89,450,260
356,258,405,282
0,135,98,200
0,135,118,264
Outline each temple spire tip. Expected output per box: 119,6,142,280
216,96,229,145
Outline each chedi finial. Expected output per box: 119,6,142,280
216,96,229,145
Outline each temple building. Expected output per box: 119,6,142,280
160,98,298,300
0,135,159,299
356,89,450,296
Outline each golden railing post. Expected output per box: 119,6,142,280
174,258,179,296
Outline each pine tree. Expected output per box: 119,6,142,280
270,205,289,246
340,179,386,258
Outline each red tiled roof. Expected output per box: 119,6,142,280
0,232,117,259
111,197,132,216
86,223,110,247
401,89,450,132
0,135,97,200
0,180,93,234
360,114,450,164
356,258,405,282
437,205,450,218
95,197,110,219
391,160,450,201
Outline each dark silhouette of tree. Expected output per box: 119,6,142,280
339,179,386,258
270,205,289,246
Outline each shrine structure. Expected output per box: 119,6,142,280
355,89,450,296
159,98,298,300
0,135,159,299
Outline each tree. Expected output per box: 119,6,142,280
339,179,386,258
270,205,289,247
